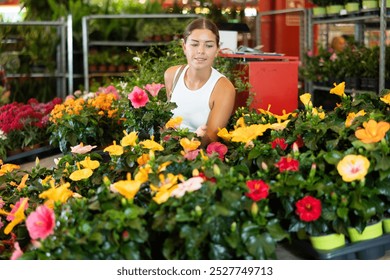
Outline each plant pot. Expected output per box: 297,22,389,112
310,233,346,251
326,5,344,15
312,7,326,17
348,221,383,243
7,148,23,157
383,219,390,234
345,2,360,13
362,0,378,10
23,143,41,152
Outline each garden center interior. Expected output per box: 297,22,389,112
1,0,390,261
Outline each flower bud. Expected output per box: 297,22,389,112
213,164,221,176
122,230,130,241
292,142,299,156
251,202,259,217
121,197,127,207
330,191,338,201
261,162,268,171
195,205,202,217
192,168,199,177
149,150,155,161
230,222,237,232
341,195,348,206
103,176,111,187
309,163,317,179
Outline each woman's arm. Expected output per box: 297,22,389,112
202,77,236,147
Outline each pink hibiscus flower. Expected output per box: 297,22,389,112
10,242,23,260
128,86,149,108
26,205,55,240
206,142,228,160
144,83,164,97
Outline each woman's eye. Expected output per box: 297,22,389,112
206,44,214,48
190,44,199,47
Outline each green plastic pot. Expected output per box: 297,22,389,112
362,0,378,10
345,2,360,13
382,219,390,234
348,221,383,242
310,233,346,251
312,7,326,17
326,5,344,15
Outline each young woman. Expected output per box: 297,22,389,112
164,18,236,147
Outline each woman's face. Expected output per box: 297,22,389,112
183,28,219,71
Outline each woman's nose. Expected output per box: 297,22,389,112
197,45,205,54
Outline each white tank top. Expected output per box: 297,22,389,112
171,65,224,132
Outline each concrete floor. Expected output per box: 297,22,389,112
16,153,390,260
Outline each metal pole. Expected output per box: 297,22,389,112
67,14,74,95
82,16,89,93
379,0,386,92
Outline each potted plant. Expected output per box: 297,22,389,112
309,0,329,16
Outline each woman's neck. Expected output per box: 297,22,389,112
184,66,212,90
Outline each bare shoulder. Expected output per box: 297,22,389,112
164,65,183,82
215,76,236,97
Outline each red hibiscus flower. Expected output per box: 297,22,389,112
271,138,288,150
198,172,216,183
246,179,269,201
295,196,322,222
128,86,149,108
275,156,299,172
206,142,228,160
293,135,304,148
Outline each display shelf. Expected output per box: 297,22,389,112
5,145,61,165
306,1,388,94
0,15,74,98
81,14,200,92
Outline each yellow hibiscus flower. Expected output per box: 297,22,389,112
0,163,20,176
110,173,141,200
140,138,164,151
180,138,201,152
355,119,390,144
230,124,271,143
39,182,74,209
299,93,312,109
150,173,180,204
337,154,370,182
345,110,366,128
104,141,124,156
330,82,346,97
217,128,232,141
380,93,390,105
0,198,29,235
80,156,100,170
165,116,183,129
120,131,138,147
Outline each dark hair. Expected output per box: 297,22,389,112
183,18,220,46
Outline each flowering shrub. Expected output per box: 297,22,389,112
1,81,390,260
0,98,61,158
121,83,176,140
48,86,125,153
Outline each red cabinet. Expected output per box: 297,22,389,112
221,54,299,115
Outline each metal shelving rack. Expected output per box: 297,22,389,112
257,8,308,61
81,14,200,93
306,0,388,94
0,15,74,98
